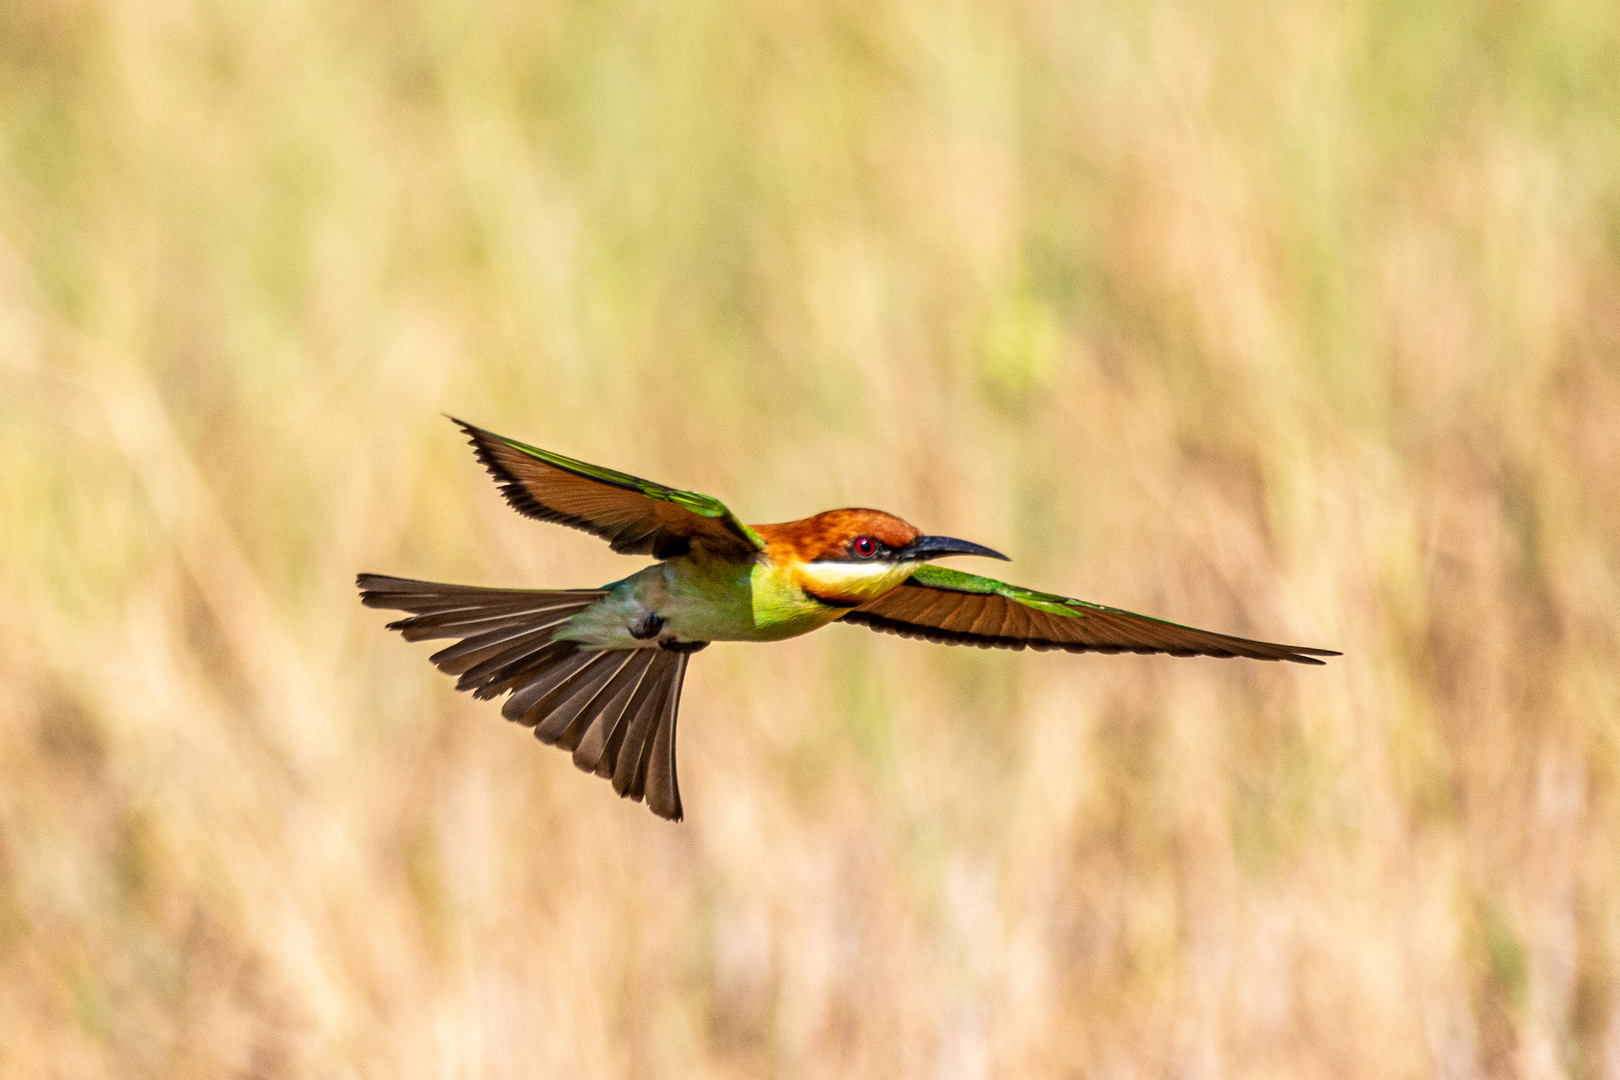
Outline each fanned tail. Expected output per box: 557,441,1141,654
358,574,689,820
500,644,689,820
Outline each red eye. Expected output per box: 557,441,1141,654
854,536,877,558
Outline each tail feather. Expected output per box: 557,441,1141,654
359,573,607,643
645,659,687,820
572,650,659,773
358,573,693,821
429,616,579,675
612,652,687,819
394,605,591,642
607,662,670,785
622,686,668,796
539,651,640,750
359,573,603,612
455,622,585,698
475,641,591,702
501,645,601,723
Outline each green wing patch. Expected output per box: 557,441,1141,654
455,419,764,558
847,564,1338,664
905,565,1102,617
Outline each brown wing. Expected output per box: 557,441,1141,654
454,419,764,560
842,566,1338,665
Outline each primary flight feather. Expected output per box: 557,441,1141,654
359,419,1338,821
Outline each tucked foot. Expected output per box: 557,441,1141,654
660,639,709,654
629,610,665,640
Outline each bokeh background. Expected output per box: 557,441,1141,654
3,0,1619,1076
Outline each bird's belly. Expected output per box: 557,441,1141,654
652,557,850,643
663,595,835,643
553,557,848,649
660,570,839,643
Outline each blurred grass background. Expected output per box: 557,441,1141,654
2,0,1619,1075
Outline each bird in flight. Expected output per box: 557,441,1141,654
360,420,1337,821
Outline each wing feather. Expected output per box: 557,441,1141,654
843,566,1338,665
453,419,762,559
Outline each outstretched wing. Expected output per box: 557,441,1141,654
454,419,764,560
842,566,1338,665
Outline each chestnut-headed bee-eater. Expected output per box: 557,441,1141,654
360,420,1338,821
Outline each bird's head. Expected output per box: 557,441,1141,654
755,508,1008,606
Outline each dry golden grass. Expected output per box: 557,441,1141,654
3,0,1619,1076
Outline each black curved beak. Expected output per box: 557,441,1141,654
900,535,1011,562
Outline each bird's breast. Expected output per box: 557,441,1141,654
791,559,916,606
661,556,863,642
651,556,826,643
561,555,908,648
